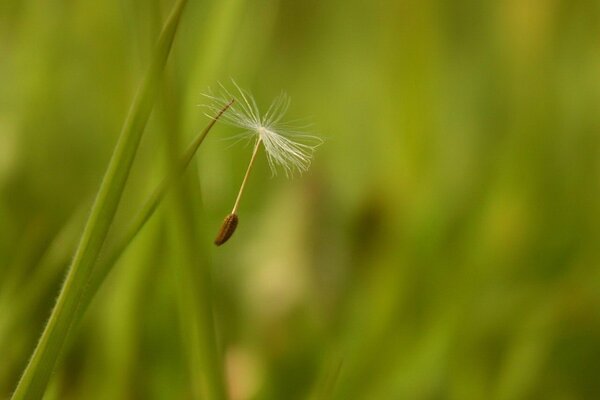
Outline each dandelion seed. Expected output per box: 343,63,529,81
204,81,323,246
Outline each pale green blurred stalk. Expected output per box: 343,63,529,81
10,1,188,398
159,44,227,400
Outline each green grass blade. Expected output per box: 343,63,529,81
10,1,188,399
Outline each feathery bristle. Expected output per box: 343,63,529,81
202,80,323,177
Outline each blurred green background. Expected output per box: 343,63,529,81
2,0,600,399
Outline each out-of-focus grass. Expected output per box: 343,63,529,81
2,0,600,399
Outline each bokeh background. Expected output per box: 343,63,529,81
2,0,600,399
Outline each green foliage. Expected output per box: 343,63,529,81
1,0,600,399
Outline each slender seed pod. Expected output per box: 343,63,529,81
214,213,238,246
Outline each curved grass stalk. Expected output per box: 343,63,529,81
78,99,233,322
1,96,229,379
11,1,188,398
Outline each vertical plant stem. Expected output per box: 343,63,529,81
162,84,227,399
10,1,188,399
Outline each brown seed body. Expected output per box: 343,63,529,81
214,213,239,246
